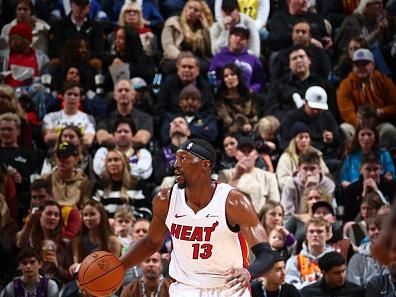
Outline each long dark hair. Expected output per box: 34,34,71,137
218,63,249,99
349,121,379,154
77,200,116,261
19,200,63,249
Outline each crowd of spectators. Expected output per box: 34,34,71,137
0,0,396,296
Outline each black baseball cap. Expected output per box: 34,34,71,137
71,0,89,7
56,141,78,157
312,201,334,216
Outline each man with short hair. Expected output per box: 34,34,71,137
96,79,153,147
280,86,342,168
285,217,334,289
271,21,331,80
41,141,91,209
0,113,37,223
153,116,191,186
348,213,387,287
300,251,364,297
154,51,216,118
209,24,264,93
251,253,300,297
159,84,218,145
312,201,354,263
337,48,396,148
265,45,336,120
281,150,335,218
1,248,59,297
120,252,171,297
210,0,260,57
30,179,52,210
94,117,153,180
342,152,396,221
42,80,96,147
268,0,332,51
50,0,104,59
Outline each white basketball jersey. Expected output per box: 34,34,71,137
165,183,249,288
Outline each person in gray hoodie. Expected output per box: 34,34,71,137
281,150,335,220
285,217,334,289
347,214,387,287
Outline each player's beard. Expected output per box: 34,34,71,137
177,180,186,189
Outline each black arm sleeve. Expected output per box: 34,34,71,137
247,242,274,279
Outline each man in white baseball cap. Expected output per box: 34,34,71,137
280,85,341,172
305,86,329,111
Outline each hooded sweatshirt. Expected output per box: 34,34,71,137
337,69,396,126
346,242,387,287
42,168,91,208
281,173,335,218
285,243,334,289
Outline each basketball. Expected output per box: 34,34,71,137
78,251,125,297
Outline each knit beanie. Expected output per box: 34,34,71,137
289,121,311,139
10,23,33,42
179,84,201,100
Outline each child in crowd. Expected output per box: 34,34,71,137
268,228,290,259
1,248,59,297
113,206,135,255
254,115,281,171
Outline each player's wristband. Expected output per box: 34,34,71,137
247,242,274,279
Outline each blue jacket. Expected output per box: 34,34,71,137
340,148,395,184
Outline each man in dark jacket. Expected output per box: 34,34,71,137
154,51,216,120
251,252,300,297
264,45,337,121
342,151,396,221
300,251,364,297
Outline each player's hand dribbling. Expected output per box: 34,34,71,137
224,267,250,296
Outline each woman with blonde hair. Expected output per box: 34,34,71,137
93,149,151,219
118,2,156,56
276,121,330,190
285,185,333,245
0,84,33,148
161,0,213,74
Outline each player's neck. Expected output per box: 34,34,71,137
185,180,216,211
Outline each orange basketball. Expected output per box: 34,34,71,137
78,251,125,297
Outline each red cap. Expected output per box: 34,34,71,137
10,23,33,42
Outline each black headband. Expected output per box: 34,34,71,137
179,140,216,165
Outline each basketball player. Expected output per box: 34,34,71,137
120,138,274,296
